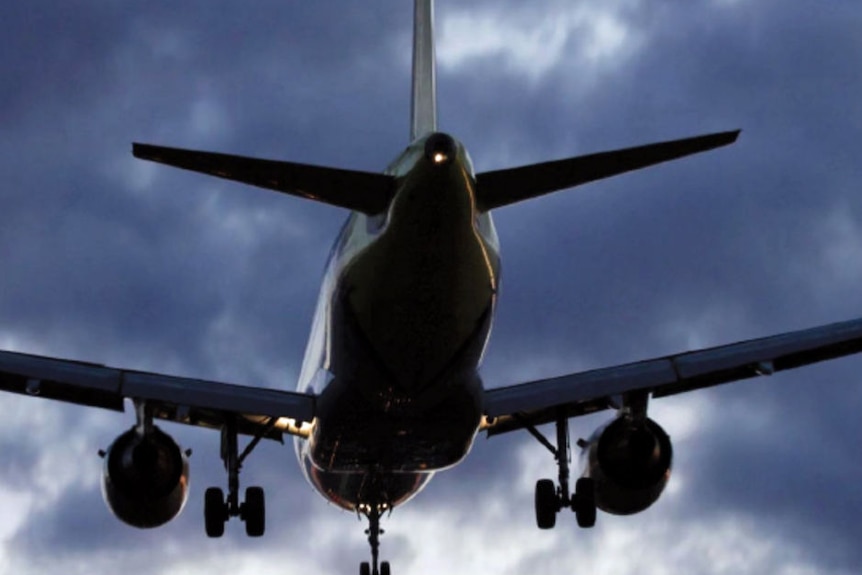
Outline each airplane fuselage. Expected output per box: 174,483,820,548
295,133,500,511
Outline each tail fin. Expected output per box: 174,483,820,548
411,0,437,141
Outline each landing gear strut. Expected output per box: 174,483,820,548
526,411,596,529
359,505,391,575
204,415,272,537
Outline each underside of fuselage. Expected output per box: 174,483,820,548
296,133,501,511
108,3,749,572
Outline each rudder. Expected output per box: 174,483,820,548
411,0,437,141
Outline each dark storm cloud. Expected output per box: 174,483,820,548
0,0,411,382
483,0,862,373
435,0,862,571
5,0,409,383
1,0,861,574
0,2,398,569
680,387,862,571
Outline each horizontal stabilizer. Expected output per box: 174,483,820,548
475,130,740,211
133,143,395,214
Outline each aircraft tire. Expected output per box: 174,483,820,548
204,487,226,537
573,477,596,528
380,561,391,575
360,561,371,575
535,479,557,529
243,486,266,537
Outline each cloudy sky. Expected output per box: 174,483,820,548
1,0,861,573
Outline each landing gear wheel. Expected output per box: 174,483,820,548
204,487,227,538
206,415,275,537
525,413,600,530
534,478,558,529
360,562,371,575
572,477,596,528
380,561,391,575
242,486,266,537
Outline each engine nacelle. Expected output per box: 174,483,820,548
101,425,189,528
582,416,672,515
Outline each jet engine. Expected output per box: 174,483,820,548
101,425,189,528
581,416,672,515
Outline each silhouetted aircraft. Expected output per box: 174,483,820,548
2,1,860,574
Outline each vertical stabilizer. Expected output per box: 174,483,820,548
411,0,437,141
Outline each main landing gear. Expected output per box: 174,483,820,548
359,505,391,575
526,411,597,530
204,416,272,537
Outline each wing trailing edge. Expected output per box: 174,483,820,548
133,143,395,215
482,315,862,436
475,129,740,212
0,348,316,439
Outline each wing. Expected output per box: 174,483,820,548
482,317,862,436
0,349,315,440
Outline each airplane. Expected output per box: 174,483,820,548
2,1,862,575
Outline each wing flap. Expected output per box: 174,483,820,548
483,316,862,436
475,130,740,211
0,349,315,438
123,372,314,423
0,350,124,410
133,143,395,215
658,316,862,397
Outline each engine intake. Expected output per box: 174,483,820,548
582,416,672,515
101,425,189,528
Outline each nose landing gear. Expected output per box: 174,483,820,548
359,504,392,575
